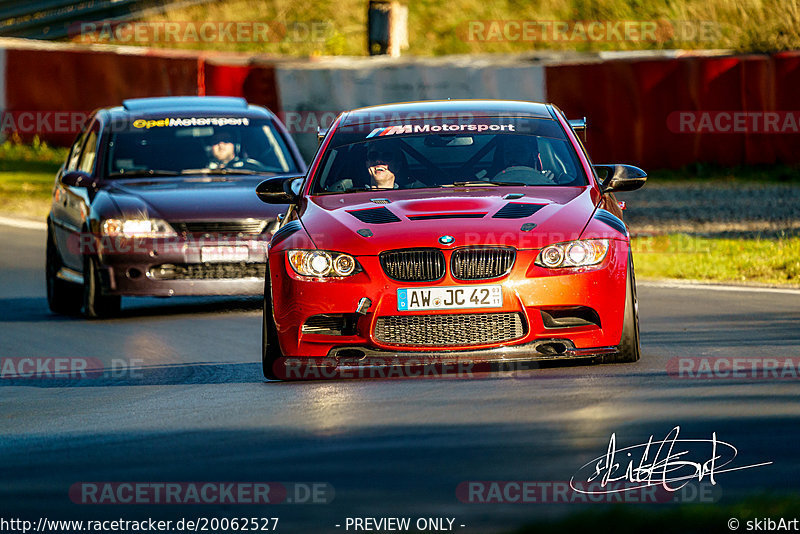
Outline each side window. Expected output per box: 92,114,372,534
66,130,87,172
78,128,100,174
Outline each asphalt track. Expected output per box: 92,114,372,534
2,224,800,533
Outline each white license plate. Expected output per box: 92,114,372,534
201,246,249,263
397,285,502,311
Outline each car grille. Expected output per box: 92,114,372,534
379,249,445,282
451,247,516,280
170,220,268,235
374,312,525,346
149,263,266,280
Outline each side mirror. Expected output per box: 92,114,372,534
256,174,305,204
61,170,97,189
568,117,587,142
594,164,647,193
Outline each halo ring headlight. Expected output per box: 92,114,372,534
305,251,332,276
287,250,360,278
535,239,610,268
333,254,356,276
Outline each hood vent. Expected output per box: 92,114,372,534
493,203,546,219
347,207,401,224
407,213,486,221
370,198,391,204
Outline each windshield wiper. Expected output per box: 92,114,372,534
444,181,527,187
180,168,263,175
108,170,181,178
339,186,371,193
322,186,395,194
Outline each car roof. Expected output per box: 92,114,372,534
340,99,554,127
100,96,275,122
122,96,250,112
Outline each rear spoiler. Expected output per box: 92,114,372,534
568,117,587,142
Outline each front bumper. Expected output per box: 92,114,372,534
269,239,630,358
93,235,270,297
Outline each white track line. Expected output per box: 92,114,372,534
0,216,47,230
639,279,800,295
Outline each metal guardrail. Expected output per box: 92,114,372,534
0,0,214,40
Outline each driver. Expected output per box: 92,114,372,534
209,132,239,169
491,135,560,185
207,131,262,170
365,147,403,189
495,135,540,175
327,144,424,192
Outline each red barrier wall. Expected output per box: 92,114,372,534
546,53,800,169
0,42,279,147
201,60,280,112
771,51,800,166
1,37,798,170
4,46,199,144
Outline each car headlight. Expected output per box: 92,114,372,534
535,239,610,268
102,218,176,238
287,250,361,277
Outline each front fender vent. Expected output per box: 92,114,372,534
594,209,628,236
271,220,302,247
348,207,401,224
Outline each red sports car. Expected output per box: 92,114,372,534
256,100,646,380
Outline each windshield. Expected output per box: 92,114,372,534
106,118,300,177
312,118,586,194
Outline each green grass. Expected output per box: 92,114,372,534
633,234,800,286
0,137,66,218
512,494,800,534
75,0,800,55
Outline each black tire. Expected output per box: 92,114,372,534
83,256,121,319
46,226,82,315
261,265,284,380
607,253,641,363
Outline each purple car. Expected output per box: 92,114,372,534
46,96,306,318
